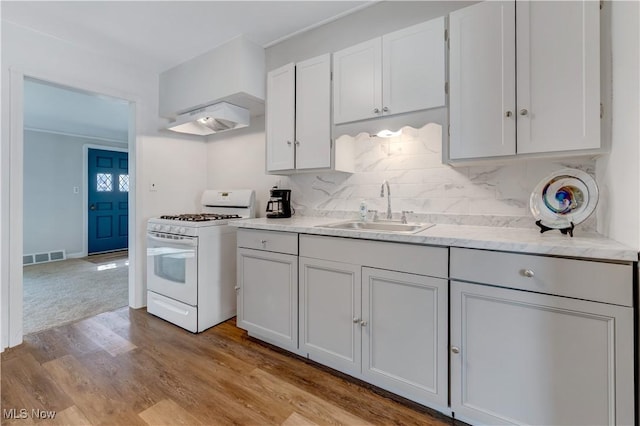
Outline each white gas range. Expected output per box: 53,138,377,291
146,189,255,332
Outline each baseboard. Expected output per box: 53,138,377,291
66,252,86,259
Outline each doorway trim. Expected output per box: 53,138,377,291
82,144,129,258
5,67,141,349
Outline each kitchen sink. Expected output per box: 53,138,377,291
317,220,434,234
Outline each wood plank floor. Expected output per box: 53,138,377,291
2,307,456,425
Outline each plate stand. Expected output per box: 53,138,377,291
535,220,575,237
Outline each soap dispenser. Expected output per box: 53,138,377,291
359,200,367,221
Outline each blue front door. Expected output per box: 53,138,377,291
88,148,129,254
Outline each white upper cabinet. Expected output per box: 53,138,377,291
266,63,295,171
267,54,350,174
295,54,332,170
333,38,382,124
449,0,601,161
515,1,601,154
449,1,516,159
333,17,446,125
383,18,446,117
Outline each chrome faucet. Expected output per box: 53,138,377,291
380,180,392,220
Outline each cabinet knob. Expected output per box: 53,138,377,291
286,140,292,145
519,109,529,116
294,140,300,145
353,317,360,323
360,320,368,327
382,106,389,112
260,239,267,245
505,110,513,118
522,269,535,278
451,346,460,354
234,286,240,291
373,108,380,114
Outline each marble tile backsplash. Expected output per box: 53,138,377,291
286,123,597,230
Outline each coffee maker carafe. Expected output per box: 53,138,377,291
266,187,293,218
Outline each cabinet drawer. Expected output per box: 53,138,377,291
450,248,633,306
237,229,298,255
300,234,447,278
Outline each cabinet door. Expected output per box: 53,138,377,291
361,268,448,410
266,63,295,171
299,257,361,377
449,1,516,159
295,54,332,170
516,1,600,154
382,17,446,116
450,281,634,426
237,248,298,351
333,38,382,124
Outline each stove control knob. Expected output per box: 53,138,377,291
161,225,170,233
170,226,179,234
179,227,187,234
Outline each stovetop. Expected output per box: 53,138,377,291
159,213,241,222
148,213,247,235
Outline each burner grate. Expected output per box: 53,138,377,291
159,213,242,222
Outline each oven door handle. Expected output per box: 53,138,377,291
147,233,198,247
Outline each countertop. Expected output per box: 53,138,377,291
230,216,638,262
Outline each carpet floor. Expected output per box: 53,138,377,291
23,253,128,335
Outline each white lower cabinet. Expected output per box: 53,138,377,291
361,267,448,410
449,248,635,426
299,257,362,376
299,235,449,412
237,231,635,424
236,230,299,352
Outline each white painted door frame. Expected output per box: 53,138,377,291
4,67,142,349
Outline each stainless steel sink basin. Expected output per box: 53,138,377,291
317,220,434,234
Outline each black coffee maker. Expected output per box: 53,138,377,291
266,187,293,218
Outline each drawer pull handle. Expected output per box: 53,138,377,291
451,346,460,354
523,269,535,278
260,239,267,244
360,320,368,327
353,317,360,323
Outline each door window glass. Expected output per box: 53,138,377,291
96,173,113,192
118,174,129,192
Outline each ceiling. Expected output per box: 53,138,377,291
2,1,373,73
7,1,374,141
24,78,130,143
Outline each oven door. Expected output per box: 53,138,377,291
146,231,198,306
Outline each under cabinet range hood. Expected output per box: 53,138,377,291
166,102,250,136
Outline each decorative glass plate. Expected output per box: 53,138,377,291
529,168,599,229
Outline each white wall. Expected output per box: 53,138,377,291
595,1,640,250
267,1,477,71
206,117,280,214
141,135,207,217
23,130,127,256
1,20,207,348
